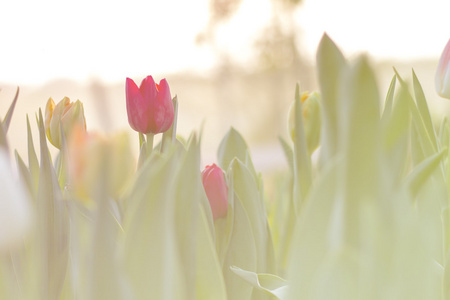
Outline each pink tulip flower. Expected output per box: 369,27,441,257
436,39,450,99
126,76,174,134
202,164,228,220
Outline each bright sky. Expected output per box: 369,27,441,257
0,0,449,85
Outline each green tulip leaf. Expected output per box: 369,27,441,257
439,117,449,147
381,75,396,121
2,86,19,133
55,122,69,190
217,127,249,172
292,84,312,214
123,148,187,300
287,156,342,299
411,122,427,166
230,158,276,274
26,115,39,195
244,148,259,182
0,123,8,151
381,80,411,190
230,266,289,300
278,136,294,173
15,150,33,197
339,56,381,205
394,69,436,159
36,109,69,300
172,134,214,299
221,192,257,300
195,204,227,300
405,148,446,198
87,194,130,299
316,33,347,164
438,118,450,190
412,69,438,150
161,95,178,152
214,170,235,267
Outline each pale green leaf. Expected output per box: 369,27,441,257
217,127,249,172
381,75,396,121
405,148,446,198
278,136,294,173
15,150,33,197
138,132,145,151
161,95,178,152
316,33,347,165
438,118,450,194
394,69,436,159
221,193,257,300
172,134,206,300
287,156,342,299
230,266,289,300
26,114,39,194
123,148,187,299
230,158,276,274
411,122,426,166
55,122,68,190
244,148,258,182
87,196,130,299
412,69,438,150
36,109,69,300
292,84,312,214
0,122,8,151
195,205,227,300
3,86,19,133
381,80,411,190
137,142,147,170
339,56,381,209
214,170,235,267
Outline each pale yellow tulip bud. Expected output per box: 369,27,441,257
45,97,86,149
288,91,321,154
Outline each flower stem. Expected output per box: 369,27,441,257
146,133,154,156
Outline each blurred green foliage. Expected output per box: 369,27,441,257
0,33,449,300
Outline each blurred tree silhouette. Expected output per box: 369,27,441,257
197,0,304,72
197,0,311,144
255,0,303,71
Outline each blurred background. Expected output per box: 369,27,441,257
0,0,449,172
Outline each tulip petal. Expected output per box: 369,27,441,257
126,76,174,134
154,79,174,133
202,164,228,220
436,39,450,99
126,77,150,133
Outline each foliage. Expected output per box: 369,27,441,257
0,33,449,300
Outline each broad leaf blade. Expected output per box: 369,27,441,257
412,69,438,150
27,115,39,195
3,86,19,133
36,109,69,300
405,148,446,198
217,127,249,172
231,266,289,300
381,75,396,121
292,84,312,214
316,33,347,165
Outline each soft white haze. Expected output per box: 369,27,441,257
0,0,449,85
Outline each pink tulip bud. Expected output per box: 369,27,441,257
126,76,174,134
202,164,228,220
436,39,450,99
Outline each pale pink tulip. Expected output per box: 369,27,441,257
126,76,174,134
436,39,450,99
202,164,228,220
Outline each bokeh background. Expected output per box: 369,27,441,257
1,0,449,172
